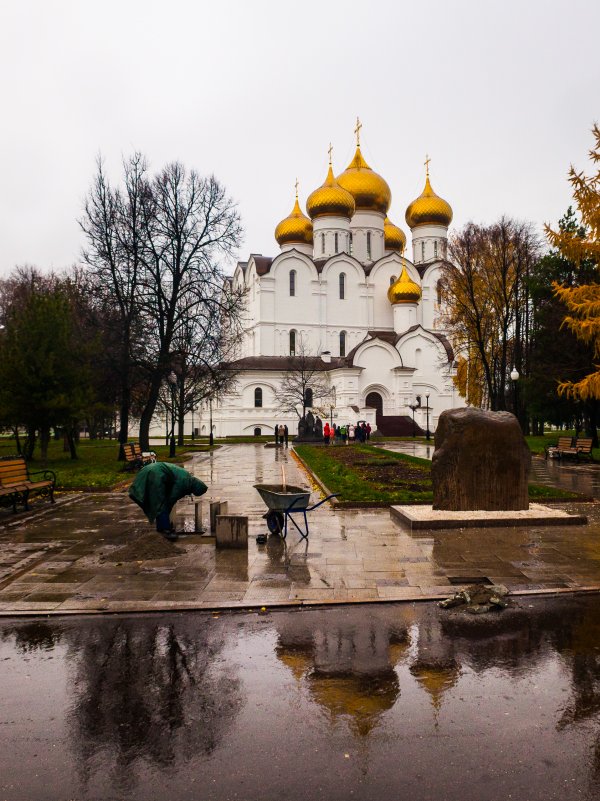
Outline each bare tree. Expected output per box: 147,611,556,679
81,156,245,453
80,154,148,459
277,339,331,420
134,163,244,451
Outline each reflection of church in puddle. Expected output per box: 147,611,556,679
201,120,465,439
274,608,462,736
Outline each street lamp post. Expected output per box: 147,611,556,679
407,398,419,438
330,385,336,427
209,397,214,447
510,367,520,424
168,371,177,457
425,393,431,441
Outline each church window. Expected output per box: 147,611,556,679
254,387,262,408
321,233,325,255
434,240,438,258
339,272,346,299
254,427,262,436
289,269,296,296
349,233,353,255
334,232,339,253
436,279,443,305
421,242,425,261
289,329,296,356
366,231,372,259
442,240,447,258
305,388,313,407
340,330,346,357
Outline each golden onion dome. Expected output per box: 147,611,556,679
384,216,407,252
274,193,313,246
387,265,422,305
405,172,453,229
306,163,355,220
336,146,391,215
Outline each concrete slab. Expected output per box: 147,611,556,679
390,502,588,530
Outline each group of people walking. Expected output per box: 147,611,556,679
322,421,371,445
275,424,289,447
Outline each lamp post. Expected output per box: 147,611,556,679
168,371,177,457
510,367,520,423
330,385,336,427
425,393,431,441
407,398,419,438
209,397,214,447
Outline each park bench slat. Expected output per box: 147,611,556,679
0,457,56,514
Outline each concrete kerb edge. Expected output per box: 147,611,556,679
2,585,600,619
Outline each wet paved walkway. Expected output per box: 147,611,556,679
0,444,599,614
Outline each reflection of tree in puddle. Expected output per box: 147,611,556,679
62,618,243,791
553,606,600,786
1,621,62,652
275,610,409,736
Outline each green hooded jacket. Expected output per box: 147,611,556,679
128,462,208,523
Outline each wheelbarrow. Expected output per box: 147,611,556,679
253,483,338,540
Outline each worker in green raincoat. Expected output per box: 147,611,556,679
129,462,208,541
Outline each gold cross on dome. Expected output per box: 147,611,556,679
328,142,333,163
354,116,362,147
424,153,431,176
294,177,299,197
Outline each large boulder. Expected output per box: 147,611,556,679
432,408,531,511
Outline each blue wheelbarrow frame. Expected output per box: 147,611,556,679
254,484,339,540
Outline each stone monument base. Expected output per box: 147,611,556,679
390,503,587,531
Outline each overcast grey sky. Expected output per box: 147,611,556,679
1,0,598,276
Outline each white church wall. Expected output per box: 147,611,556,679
369,255,418,331
321,256,368,329
349,210,385,262
352,341,403,414
420,262,444,330
411,224,448,265
312,215,351,260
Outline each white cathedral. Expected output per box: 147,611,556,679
199,124,464,439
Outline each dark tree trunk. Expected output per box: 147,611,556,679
23,426,36,461
177,379,185,446
67,427,78,460
40,426,51,461
12,427,22,456
117,387,130,461
138,374,163,452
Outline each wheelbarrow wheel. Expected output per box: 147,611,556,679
266,511,284,536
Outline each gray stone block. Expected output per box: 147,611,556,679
432,408,531,511
215,515,248,549
210,501,228,533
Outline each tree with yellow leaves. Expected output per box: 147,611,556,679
547,125,600,400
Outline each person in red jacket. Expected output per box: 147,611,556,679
323,422,331,445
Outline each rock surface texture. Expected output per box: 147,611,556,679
432,408,531,511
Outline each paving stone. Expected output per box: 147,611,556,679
1,444,600,613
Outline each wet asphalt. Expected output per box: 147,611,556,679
2,596,600,801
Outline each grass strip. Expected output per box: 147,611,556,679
0,438,214,491
295,443,584,505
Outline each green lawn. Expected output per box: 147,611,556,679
294,443,584,505
0,438,214,491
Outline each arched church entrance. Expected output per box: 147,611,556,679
365,392,383,418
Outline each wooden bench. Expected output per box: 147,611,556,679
575,437,594,461
123,443,156,470
545,436,595,461
545,436,577,460
0,457,56,513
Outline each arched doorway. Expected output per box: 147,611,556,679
365,392,383,418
